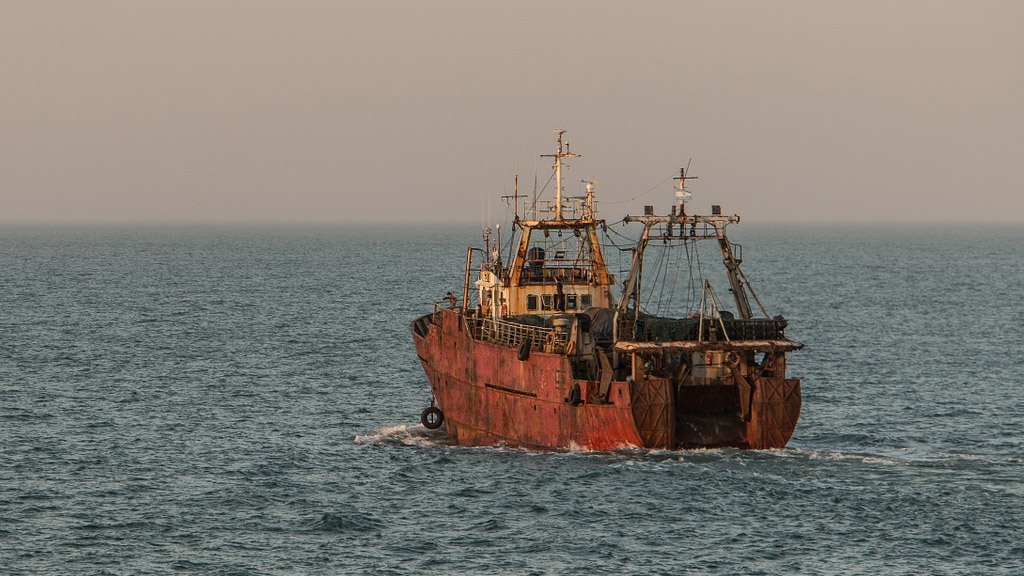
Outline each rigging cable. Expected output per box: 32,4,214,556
654,239,672,316
666,237,683,316
644,238,668,314
603,175,674,205
526,170,557,216
693,237,706,314
684,238,696,314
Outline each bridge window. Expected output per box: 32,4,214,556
567,294,578,310
541,295,553,311
527,294,538,311
580,294,592,308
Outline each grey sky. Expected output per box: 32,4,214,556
3,1,1022,223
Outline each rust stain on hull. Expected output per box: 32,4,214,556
414,310,800,450
415,311,645,450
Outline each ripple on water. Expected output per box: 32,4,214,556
2,225,1023,576
309,508,384,534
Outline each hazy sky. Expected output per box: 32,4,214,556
3,1,1022,224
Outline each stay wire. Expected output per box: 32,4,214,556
666,238,682,316
526,170,557,215
603,175,675,205
654,239,671,316
685,239,696,313
644,240,668,314
694,239,706,312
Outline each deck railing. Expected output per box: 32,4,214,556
518,264,595,285
469,317,567,353
521,197,597,221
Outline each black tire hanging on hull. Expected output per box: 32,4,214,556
421,406,445,429
517,337,532,361
567,383,582,406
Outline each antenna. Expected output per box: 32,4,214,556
501,136,523,221
514,134,520,177
673,160,697,215
513,175,519,220
532,138,538,218
514,137,520,220
540,129,581,220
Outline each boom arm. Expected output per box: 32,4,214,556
616,223,652,315
718,235,753,320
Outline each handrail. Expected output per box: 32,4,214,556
519,263,595,285
468,317,568,353
520,197,598,222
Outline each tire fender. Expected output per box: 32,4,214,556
421,406,444,429
567,383,582,406
517,337,532,361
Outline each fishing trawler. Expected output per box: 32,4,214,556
411,131,802,450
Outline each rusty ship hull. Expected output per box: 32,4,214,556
413,309,801,450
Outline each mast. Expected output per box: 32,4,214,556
541,130,580,221
673,165,696,215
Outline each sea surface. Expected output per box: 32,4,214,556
1,222,1022,575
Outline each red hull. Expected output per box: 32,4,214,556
413,310,801,450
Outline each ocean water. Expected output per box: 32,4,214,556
1,222,1022,575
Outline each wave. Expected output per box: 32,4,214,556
353,423,448,447
309,508,384,534
785,444,1020,469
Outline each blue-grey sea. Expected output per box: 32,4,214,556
2,222,1022,575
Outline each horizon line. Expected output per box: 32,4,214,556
2,217,1023,227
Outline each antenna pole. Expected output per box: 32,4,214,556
513,175,519,221
554,131,564,220
673,162,697,217
542,130,580,221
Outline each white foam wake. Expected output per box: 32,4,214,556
354,423,447,447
